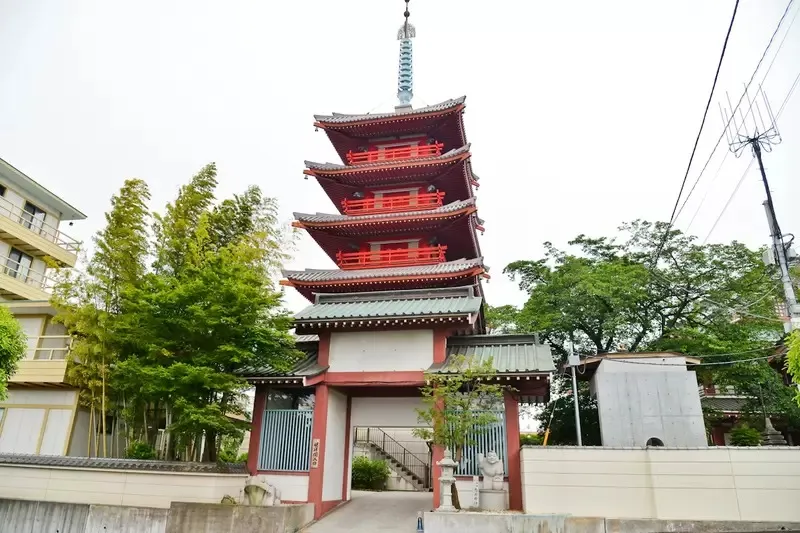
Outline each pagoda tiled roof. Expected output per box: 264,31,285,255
294,286,482,323
237,345,327,382
294,197,476,225
314,97,466,125
431,335,556,374
304,144,471,172
282,257,486,283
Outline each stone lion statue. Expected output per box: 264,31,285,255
477,451,504,490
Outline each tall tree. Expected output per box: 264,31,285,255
414,356,505,509
503,221,788,444
0,306,27,400
52,179,151,456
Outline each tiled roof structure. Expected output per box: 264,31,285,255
237,342,326,381
293,198,476,225
314,97,466,124
294,286,481,323
430,335,556,374
304,145,471,172
701,396,747,413
282,258,485,283
0,454,247,473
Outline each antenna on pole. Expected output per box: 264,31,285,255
721,87,798,332
396,0,415,110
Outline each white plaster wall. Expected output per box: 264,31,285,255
322,389,347,502
4,389,76,406
39,409,73,455
68,409,91,456
592,360,706,447
264,474,309,502
0,465,247,508
16,316,44,359
329,330,433,372
0,408,45,453
521,446,800,522
350,397,426,428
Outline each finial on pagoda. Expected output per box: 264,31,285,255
396,0,415,108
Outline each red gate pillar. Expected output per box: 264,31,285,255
504,391,523,511
307,383,330,519
246,385,267,475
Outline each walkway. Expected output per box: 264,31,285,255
304,490,431,532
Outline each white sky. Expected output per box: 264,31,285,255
1,0,798,314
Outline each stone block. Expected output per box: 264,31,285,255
605,518,800,533
479,489,507,511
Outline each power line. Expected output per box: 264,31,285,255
651,0,741,267
676,0,799,229
701,66,800,244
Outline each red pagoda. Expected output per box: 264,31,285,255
245,4,554,519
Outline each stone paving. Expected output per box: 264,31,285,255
304,490,432,532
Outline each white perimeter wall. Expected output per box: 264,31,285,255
0,464,247,508
322,389,347,502
521,446,800,522
592,359,706,447
329,330,433,372
263,474,309,502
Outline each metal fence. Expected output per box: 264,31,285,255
455,410,508,476
258,409,314,472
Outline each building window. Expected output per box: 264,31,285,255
646,437,664,447
5,248,33,281
21,201,46,234
0,185,6,196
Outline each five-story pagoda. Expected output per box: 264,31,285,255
244,3,554,519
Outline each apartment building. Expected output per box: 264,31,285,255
0,157,88,456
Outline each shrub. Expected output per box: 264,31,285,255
730,424,761,447
126,440,157,460
520,433,542,446
351,456,390,490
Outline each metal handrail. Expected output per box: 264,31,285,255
27,335,72,360
354,427,430,488
0,195,80,254
1,255,56,291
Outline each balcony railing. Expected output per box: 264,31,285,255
0,195,80,254
336,245,447,270
346,142,444,165
26,335,72,360
342,191,445,216
1,255,56,293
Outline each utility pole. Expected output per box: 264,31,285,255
722,87,799,331
567,343,583,446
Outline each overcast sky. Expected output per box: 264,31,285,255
1,0,798,314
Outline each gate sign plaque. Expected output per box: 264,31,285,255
311,438,321,468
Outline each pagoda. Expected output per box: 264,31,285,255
244,3,554,519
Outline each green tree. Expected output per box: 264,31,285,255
504,221,787,444
0,306,27,400
113,164,299,461
730,424,762,446
414,355,506,509
52,178,151,456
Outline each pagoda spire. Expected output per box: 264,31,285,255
396,0,415,107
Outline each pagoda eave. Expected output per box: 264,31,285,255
292,203,477,231
313,98,468,163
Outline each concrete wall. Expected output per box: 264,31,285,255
329,330,433,372
0,464,247,509
322,389,347,501
350,397,426,428
263,474,309,502
0,499,313,533
591,358,706,447
521,446,800,522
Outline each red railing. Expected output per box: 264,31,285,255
346,142,444,165
342,191,445,216
336,245,447,270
